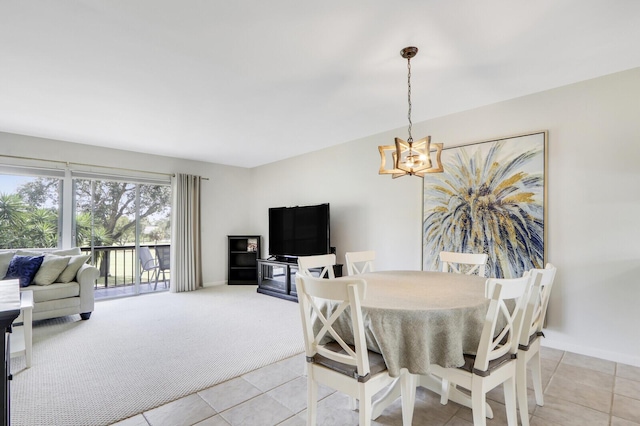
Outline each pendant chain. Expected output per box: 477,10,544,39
407,58,413,143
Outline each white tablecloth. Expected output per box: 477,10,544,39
328,270,488,377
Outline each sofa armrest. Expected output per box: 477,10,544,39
76,263,99,315
77,263,99,286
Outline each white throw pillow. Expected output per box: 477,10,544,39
56,255,91,283
33,255,71,286
51,247,82,256
16,249,43,257
0,251,16,278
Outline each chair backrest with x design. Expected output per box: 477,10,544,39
476,275,533,373
297,254,336,279
440,251,488,277
296,273,370,376
345,250,375,276
520,263,557,347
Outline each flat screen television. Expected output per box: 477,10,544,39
268,203,330,258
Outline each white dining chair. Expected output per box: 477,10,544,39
296,273,414,426
345,250,375,275
438,250,490,405
440,251,488,277
297,254,336,279
516,263,557,426
428,275,534,426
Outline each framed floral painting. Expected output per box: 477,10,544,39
422,131,547,278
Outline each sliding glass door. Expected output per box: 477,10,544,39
74,178,171,298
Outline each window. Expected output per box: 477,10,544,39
0,168,64,249
1,162,172,298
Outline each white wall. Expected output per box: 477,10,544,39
0,132,252,286
2,67,638,366
250,67,640,367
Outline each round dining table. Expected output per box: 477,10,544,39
331,270,492,418
335,270,488,376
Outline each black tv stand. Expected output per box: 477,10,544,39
274,256,297,264
257,259,299,301
257,258,343,302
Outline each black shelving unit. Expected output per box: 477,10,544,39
228,235,261,285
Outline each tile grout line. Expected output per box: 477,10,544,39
207,369,311,425
609,362,618,426
536,350,626,422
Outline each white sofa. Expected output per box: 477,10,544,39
0,248,98,321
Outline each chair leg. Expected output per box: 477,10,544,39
358,383,372,426
471,379,487,426
349,397,358,411
440,378,450,405
503,375,518,426
530,351,544,406
25,305,32,368
401,370,417,426
517,357,530,426
307,372,318,426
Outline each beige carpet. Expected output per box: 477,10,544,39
10,285,304,426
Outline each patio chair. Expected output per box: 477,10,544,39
155,245,170,289
139,247,159,289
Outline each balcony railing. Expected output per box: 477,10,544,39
80,244,170,291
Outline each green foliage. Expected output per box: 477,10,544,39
0,189,59,249
0,176,171,250
17,179,60,206
74,180,171,246
0,193,27,227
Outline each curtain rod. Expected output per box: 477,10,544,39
0,153,209,180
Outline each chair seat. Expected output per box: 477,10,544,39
308,341,387,383
459,352,516,377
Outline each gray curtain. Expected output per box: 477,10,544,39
170,173,202,292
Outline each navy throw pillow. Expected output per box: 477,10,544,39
4,255,45,287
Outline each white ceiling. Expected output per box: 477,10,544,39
1,1,640,168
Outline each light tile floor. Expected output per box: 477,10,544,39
113,347,640,426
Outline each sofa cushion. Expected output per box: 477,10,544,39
33,255,71,286
56,254,91,283
0,251,16,278
4,255,45,287
27,282,80,303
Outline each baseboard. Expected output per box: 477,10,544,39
543,331,640,367
203,280,226,287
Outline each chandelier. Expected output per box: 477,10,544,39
379,46,444,178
